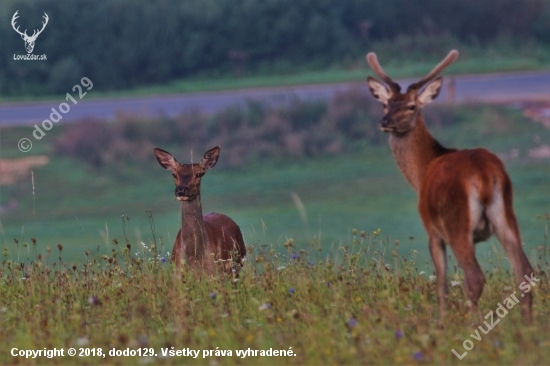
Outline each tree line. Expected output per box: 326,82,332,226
0,0,548,96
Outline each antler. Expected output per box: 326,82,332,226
407,50,459,92
11,11,28,37
366,52,401,93
30,13,49,39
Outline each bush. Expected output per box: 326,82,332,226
54,89,402,169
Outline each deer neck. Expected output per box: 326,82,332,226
388,114,453,192
179,197,207,264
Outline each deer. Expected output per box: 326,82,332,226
365,50,535,325
154,146,246,274
11,11,49,54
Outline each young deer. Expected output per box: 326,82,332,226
154,146,246,274
366,50,534,324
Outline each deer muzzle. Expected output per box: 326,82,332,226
379,116,394,132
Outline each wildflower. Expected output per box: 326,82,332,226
326,281,331,288
258,303,271,311
57,244,63,251
395,329,403,339
289,288,295,294
161,257,167,263
413,351,422,360
419,271,425,275
309,261,314,266
88,296,101,306
429,275,436,281
76,337,89,346
346,318,357,328
210,292,216,299
451,280,461,287
291,253,298,260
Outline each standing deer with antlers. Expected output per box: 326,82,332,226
11,11,49,54
365,50,534,325
154,146,246,274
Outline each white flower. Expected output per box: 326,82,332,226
77,337,89,346
429,275,436,281
451,280,461,287
258,303,271,311
419,271,425,275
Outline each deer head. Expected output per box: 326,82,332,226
154,147,220,201
366,50,459,135
11,11,49,54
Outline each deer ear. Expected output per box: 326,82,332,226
200,146,220,170
154,148,179,171
367,77,391,103
417,77,443,107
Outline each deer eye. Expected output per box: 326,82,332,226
408,105,416,111
195,172,205,178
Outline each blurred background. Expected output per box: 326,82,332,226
0,0,548,265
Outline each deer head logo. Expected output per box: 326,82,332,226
11,11,49,54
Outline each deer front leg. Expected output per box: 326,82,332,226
429,236,448,328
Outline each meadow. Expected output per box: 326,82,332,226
0,100,548,364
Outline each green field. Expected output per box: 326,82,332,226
1,50,549,103
0,101,549,364
0,104,548,268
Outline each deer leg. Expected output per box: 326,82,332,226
449,235,486,313
486,194,534,322
429,236,448,327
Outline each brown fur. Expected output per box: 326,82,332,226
154,146,246,274
366,51,534,325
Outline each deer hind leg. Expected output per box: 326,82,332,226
429,236,448,327
448,232,486,313
486,186,534,322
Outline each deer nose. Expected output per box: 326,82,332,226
176,186,189,196
380,116,393,128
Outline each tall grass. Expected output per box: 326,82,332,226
0,214,549,365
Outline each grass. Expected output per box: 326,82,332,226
1,103,548,267
0,229,549,365
0,50,549,104
0,101,548,364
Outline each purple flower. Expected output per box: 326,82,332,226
210,292,216,299
395,329,403,339
259,303,271,311
346,318,357,328
88,296,100,306
326,281,331,288
161,257,167,263
291,253,298,260
309,261,314,266
413,351,422,360
289,288,295,294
